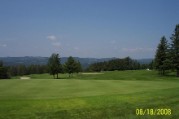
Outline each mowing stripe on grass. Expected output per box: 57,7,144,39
0,79,179,100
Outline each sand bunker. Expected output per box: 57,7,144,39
81,72,104,75
20,77,31,79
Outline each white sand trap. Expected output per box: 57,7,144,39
20,77,31,79
81,72,104,75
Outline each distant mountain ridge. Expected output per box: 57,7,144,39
0,56,153,69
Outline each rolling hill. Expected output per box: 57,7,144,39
0,57,153,69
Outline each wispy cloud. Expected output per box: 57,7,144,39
47,35,57,41
0,43,7,47
47,35,61,48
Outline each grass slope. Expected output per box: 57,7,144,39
0,70,179,119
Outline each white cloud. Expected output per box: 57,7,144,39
47,35,57,41
47,35,62,48
0,44,7,47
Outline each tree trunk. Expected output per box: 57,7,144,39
177,70,179,77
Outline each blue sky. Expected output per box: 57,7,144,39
0,0,179,58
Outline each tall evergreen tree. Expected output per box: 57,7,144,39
155,36,169,75
48,53,62,79
64,56,77,77
170,24,179,77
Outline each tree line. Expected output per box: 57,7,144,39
0,55,150,79
0,55,82,79
155,24,179,76
0,63,49,79
0,61,10,79
8,64,48,76
86,57,149,72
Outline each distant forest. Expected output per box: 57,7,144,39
0,56,152,79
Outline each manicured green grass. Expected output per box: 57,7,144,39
76,70,179,80
1,70,179,119
13,70,179,80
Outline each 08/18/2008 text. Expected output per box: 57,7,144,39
136,108,171,116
